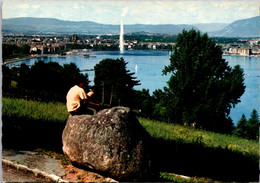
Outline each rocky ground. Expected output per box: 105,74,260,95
62,164,116,182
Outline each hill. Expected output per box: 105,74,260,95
194,23,228,33
2,16,259,37
2,17,197,35
209,16,260,37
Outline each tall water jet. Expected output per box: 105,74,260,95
120,20,124,54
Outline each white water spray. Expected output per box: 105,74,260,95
120,20,124,54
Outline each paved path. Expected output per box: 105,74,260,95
2,149,66,177
2,163,50,182
2,149,116,182
2,149,68,182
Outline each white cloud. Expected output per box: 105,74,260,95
73,3,80,9
19,4,29,9
32,5,40,9
121,7,128,17
2,0,259,24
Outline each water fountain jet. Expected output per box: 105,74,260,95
120,20,124,54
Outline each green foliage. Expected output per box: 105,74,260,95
162,29,245,133
2,97,258,181
233,109,260,140
132,89,170,121
151,89,169,121
233,114,248,138
125,33,178,44
2,61,89,102
247,109,260,140
133,89,153,118
3,44,30,60
94,58,140,107
160,172,200,182
2,97,68,150
141,117,258,182
139,118,259,160
92,44,118,51
2,97,68,123
2,65,12,91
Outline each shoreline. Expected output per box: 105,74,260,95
3,51,259,66
2,54,59,65
3,55,39,65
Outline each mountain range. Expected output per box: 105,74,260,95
2,16,259,37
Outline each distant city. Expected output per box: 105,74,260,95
2,33,260,61
2,15,260,62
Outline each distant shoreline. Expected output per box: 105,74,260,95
2,54,59,65
3,51,259,66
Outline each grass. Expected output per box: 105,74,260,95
139,118,259,161
2,97,259,182
2,97,68,122
2,97,68,151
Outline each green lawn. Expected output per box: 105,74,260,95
139,118,259,161
2,97,68,122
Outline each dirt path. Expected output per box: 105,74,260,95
62,164,116,182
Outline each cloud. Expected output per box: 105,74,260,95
2,1,259,24
73,3,80,9
32,5,40,9
19,4,29,9
121,7,128,17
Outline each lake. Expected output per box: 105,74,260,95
11,50,260,124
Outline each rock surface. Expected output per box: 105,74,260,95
62,106,152,181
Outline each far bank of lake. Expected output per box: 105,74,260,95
6,50,260,124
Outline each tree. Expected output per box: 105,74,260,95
151,89,168,121
2,44,30,59
60,63,90,93
233,114,248,138
247,109,260,140
16,64,31,90
2,61,89,102
94,58,140,107
162,29,245,133
133,89,153,118
2,65,12,92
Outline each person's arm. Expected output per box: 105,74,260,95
87,101,100,108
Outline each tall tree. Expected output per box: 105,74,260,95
162,29,245,133
234,114,248,138
247,109,260,140
94,58,140,107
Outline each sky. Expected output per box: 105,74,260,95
1,0,260,25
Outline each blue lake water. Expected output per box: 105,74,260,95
12,50,260,124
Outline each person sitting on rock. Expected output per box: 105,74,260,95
66,79,100,115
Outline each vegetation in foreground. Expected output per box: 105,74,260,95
2,97,259,182
139,118,258,161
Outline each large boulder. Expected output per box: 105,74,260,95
62,106,152,181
